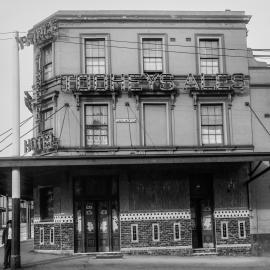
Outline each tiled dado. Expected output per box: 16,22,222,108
214,210,249,219
120,211,191,221
34,215,73,224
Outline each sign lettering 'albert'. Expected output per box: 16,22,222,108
60,73,249,93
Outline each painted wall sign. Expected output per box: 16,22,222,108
59,73,249,93
116,118,136,123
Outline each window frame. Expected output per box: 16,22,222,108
41,43,53,81
131,224,139,243
221,221,229,240
141,101,170,146
40,107,54,133
139,34,168,74
50,227,55,245
83,102,111,147
173,222,181,241
152,223,160,242
40,227,44,245
81,34,111,74
198,102,227,146
238,220,246,239
196,35,225,75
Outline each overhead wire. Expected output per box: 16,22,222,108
55,38,270,60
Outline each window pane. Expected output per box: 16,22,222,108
85,105,109,146
85,39,106,74
200,104,224,145
44,44,52,65
142,39,163,73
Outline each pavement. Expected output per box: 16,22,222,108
0,241,270,269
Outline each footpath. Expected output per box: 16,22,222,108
0,241,270,270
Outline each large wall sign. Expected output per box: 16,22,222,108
59,73,249,93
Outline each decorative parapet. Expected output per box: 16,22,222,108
214,209,250,218
24,131,59,154
120,211,191,221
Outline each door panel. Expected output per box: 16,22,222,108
98,201,110,252
85,201,97,252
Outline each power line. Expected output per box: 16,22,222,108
59,34,252,53
0,105,65,153
55,39,270,60
0,116,33,139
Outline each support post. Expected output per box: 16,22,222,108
5,195,9,225
11,31,21,269
26,201,31,240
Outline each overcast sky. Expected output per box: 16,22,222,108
0,0,270,156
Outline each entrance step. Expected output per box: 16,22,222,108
95,252,124,259
192,248,217,256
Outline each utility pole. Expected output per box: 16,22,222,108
11,31,21,269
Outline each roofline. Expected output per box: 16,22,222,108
0,152,269,168
29,10,251,31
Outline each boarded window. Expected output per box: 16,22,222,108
40,187,54,221
143,103,167,146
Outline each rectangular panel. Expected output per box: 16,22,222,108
98,201,110,252
85,201,97,252
143,104,167,146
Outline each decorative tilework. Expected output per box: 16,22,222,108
34,217,40,223
54,215,73,223
120,211,191,221
214,210,249,219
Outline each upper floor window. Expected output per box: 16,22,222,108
41,108,53,132
199,39,220,74
85,39,106,74
85,104,109,146
40,187,54,221
42,44,52,81
143,103,168,146
142,38,163,74
200,104,224,145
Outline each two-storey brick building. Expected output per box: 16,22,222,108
1,10,270,256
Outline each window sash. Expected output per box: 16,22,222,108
85,39,106,74
85,105,109,146
131,224,138,242
200,104,224,145
43,44,52,80
152,224,160,241
199,39,220,74
40,187,54,220
41,109,53,132
221,221,228,239
142,39,163,73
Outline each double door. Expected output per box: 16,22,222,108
75,200,119,253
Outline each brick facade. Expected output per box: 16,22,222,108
34,216,74,252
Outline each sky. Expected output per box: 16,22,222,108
0,0,270,157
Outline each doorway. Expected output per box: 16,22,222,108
190,175,214,249
74,176,120,253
